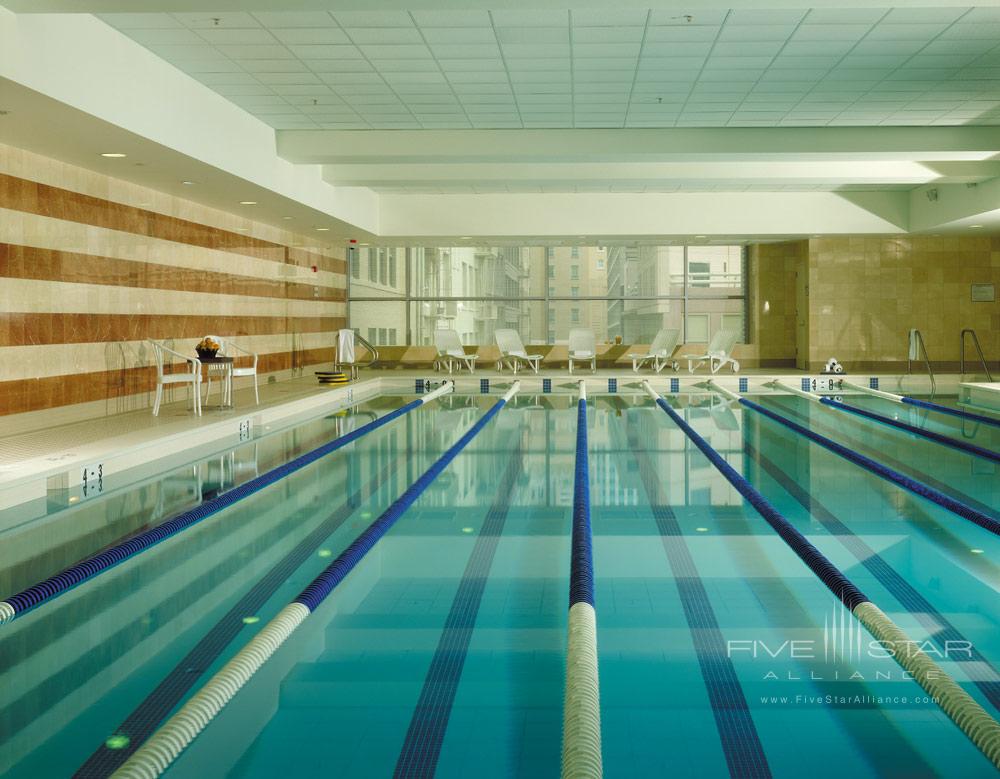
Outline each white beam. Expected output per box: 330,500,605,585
281,128,1000,166
378,191,910,239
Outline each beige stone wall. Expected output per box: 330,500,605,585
748,241,804,368
806,236,1000,372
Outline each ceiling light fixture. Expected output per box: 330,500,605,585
239,200,257,205
969,224,983,229
282,216,293,220
316,227,330,231
100,152,127,158
181,180,196,185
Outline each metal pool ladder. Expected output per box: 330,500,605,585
907,328,936,392
960,328,994,382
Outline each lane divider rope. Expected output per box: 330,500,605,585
562,380,602,779
821,396,1000,464
111,382,520,779
717,382,1000,538
0,383,454,626
841,379,1000,429
771,379,1000,463
642,381,1000,770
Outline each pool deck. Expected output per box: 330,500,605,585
0,365,969,513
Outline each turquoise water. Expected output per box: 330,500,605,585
1,391,998,777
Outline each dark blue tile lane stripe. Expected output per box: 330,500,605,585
393,441,525,779
744,438,1000,713
74,455,405,778
626,422,772,779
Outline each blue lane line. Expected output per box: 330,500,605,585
745,439,1000,714
393,441,525,779
295,395,509,611
651,395,868,610
739,396,1000,538
901,396,1000,429
822,397,1000,463
626,421,772,779
570,396,595,608
2,397,430,622
75,455,405,778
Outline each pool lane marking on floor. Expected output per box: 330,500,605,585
561,380,603,779
624,420,772,779
768,392,997,519
744,438,1000,714
0,383,456,626
771,379,1000,464
840,380,1000,429
74,454,409,778
111,382,521,779
711,382,1000,538
392,438,526,779
643,381,1000,770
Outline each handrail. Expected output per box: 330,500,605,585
354,332,379,368
960,328,994,382
907,328,935,391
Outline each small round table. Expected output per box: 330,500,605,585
198,355,234,410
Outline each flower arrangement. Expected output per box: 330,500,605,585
196,337,220,359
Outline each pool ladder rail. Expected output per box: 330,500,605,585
960,328,994,382
907,328,935,391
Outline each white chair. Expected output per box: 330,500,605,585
203,335,259,407
567,328,596,374
495,329,544,374
628,328,681,373
686,329,741,374
433,329,478,374
149,340,201,416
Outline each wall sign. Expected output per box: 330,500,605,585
971,283,996,303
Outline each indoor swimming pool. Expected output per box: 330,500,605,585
1,384,998,778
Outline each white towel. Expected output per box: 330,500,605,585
338,329,356,364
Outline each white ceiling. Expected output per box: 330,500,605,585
98,7,1000,131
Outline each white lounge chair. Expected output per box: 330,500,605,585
149,340,202,416
687,329,741,374
628,328,680,373
433,329,478,374
495,329,543,374
568,328,596,374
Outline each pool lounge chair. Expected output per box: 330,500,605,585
495,329,543,374
433,329,478,374
568,328,596,374
628,328,680,373
686,329,741,374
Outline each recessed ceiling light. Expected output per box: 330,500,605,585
695,527,709,532
970,548,984,554
316,227,330,231
282,216,293,220
459,236,471,240
969,224,983,229
239,200,257,205
181,180,196,185
100,152,127,158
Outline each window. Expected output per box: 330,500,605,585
349,244,748,347
571,247,579,258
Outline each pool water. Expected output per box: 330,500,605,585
1,390,997,778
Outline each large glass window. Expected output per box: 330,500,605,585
349,244,746,345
